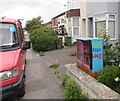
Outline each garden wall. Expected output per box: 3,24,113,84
65,64,120,100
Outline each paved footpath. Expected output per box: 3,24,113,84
19,47,76,99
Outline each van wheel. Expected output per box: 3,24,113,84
17,79,25,98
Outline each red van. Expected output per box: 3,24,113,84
0,18,30,99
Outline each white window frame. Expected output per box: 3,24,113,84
93,13,116,40
67,18,72,36
72,17,80,36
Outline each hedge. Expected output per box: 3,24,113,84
29,26,61,51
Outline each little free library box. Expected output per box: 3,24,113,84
76,38,104,78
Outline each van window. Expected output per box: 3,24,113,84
0,23,19,47
18,27,24,43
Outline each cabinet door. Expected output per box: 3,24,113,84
77,40,83,63
83,41,92,69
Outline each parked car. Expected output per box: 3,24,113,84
0,18,30,99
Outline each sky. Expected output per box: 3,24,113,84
0,0,67,27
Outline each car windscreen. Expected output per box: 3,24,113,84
0,23,19,48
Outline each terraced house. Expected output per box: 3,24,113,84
46,0,120,45
86,0,120,44
67,0,120,44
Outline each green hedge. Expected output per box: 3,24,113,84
97,65,120,94
29,25,61,51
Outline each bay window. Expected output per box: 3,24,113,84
108,21,115,38
95,21,106,37
94,14,116,39
67,17,80,36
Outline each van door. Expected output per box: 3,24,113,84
18,26,26,72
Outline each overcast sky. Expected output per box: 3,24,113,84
0,0,67,27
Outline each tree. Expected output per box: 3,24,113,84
25,16,43,32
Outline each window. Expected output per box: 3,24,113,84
67,17,80,36
61,18,65,23
18,27,24,42
0,23,18,46
77,42,82,61
83,42,91,66
68,18,72,36
58,22,60,24
109,15,115,19
73,27,79,35
84,47,91,66
94,14,116,39
68,27,72,36
108,21,115,38
73,17,79,26
68,18,71,27
73,17,80,36
95,21,106,37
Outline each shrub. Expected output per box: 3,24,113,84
29,27,60,52
62,74,87,100
104,42,120,66
30,25,43,33
97,33,120,66
97,65,120,94
49,64,60,69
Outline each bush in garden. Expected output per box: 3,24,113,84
97,33,120,66
30,25,44,34
62,75,87,100
97,65,120,94
104,43,120,66
29,26,61,51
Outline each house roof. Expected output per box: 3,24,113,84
67,9,80,12
51,12,65,20
52,9,80,20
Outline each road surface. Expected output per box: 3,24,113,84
20,47,76,99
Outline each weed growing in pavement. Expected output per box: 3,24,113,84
54,72,59,75
54,71,61,79
57,76,61,79
39,51,45,56
49,64,60,69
